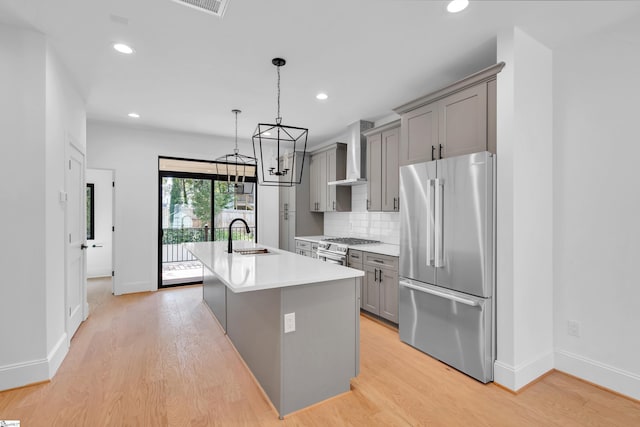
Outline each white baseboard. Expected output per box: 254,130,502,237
0,358,49,391
47,333,69,377
0,333,70,391
494,351,554,391
555,350,640,401
114,280,153,295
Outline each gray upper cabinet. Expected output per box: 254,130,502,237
438,84,487,159
279,152,323,252
364,120,400,212
309,143,351,212
394,63,504,166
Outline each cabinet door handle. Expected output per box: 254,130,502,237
396,196,400,211
374,268,378,282
378,269,382,283
393,197,397,210
439,143,443,159
431,145,435,161
333,200,336,211
366,199,370,210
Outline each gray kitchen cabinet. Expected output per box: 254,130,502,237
394,63,504,166
364,120,400,212
348,250,364,309
294,239,319,258
279,152,323,252
361,252,399,323
309,144,351,212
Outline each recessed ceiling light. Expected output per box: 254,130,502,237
128,112,140,118
447,0,469,13
316,93,328,100
113,43,134,54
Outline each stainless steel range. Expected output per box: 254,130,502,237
317,237,380,265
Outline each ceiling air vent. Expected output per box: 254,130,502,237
171,0,230,18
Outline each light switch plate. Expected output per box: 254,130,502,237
284,312,295,333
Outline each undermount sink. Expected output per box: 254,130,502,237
234,248,270,255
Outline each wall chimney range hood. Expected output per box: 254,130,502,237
328,120,374,186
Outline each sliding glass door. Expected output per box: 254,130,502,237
158,157,256,288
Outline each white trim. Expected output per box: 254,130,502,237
0,358,49,391
47,333,69,377
555,350,640,401
494,352,554,391
115,281,153,295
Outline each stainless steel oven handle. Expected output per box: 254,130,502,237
317,250,346,263
399,281,479,307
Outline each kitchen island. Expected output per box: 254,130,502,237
186,241,364,419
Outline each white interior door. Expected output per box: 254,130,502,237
67,143,86,338
86,169,113,278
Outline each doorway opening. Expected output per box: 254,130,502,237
158,157,257,288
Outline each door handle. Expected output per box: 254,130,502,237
439,143,443,159
333,200,336,211
434,178,444,268
80,244,89,250
374,269,378,282
378,269,382,283
92,244,103,248
400,281,479,307
426,179,434,267
431,145,435,161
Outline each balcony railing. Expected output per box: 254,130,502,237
162,226,255,263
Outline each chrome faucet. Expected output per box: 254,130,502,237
228,218,251,253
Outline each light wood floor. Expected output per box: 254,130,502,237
1,278,639,426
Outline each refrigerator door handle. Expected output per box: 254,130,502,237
399,281,480,307
426,179,434,267
434,178,444,268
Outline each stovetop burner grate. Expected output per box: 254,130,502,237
321,237,380,245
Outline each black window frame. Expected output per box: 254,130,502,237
86,183,95,240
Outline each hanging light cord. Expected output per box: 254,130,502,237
276,64,282,125
234,110,239,155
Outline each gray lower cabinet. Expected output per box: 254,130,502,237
295,239,318,258
347,250,364,308
360,252,399,323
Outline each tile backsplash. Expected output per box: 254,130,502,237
324,185,400,244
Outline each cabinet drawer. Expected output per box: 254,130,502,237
364,252,398,271
311,242,319,251
295,240,311,251
348,250,364,268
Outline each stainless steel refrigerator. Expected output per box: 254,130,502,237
399,151,495,383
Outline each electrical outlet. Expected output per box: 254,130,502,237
568,320,580,337
284,312,296,333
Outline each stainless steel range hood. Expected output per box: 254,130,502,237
328,120,374,186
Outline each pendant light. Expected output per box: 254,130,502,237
215,109,256,194
252,58,308,187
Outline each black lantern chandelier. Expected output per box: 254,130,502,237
215,109,256,195
252,58,308,187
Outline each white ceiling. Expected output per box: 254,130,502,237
1,0,639,147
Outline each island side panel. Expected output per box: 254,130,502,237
203,266,226,332
226,287,282,413
281,278,359,416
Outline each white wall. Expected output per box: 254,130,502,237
44,39,87,376
87,121,278,295
0,24,86,390
553,15,640,400
494,27,554,390
86,169,113,278
0,24,48,390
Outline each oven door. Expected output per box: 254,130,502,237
317,249,346,265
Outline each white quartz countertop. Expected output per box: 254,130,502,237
295,236,400,257
186,241,364,293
